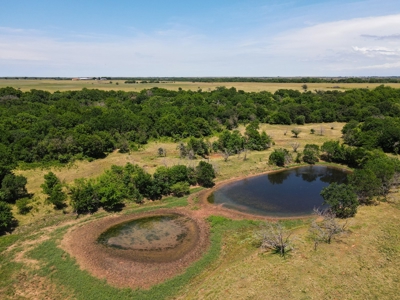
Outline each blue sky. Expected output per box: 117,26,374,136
1,0,400,76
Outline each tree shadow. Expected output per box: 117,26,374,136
0,218,18,236
104,203,126,213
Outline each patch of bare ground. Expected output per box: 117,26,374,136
13,273,72,300
61,208,210,289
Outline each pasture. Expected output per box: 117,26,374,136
2,123,400,300
2,79,400,93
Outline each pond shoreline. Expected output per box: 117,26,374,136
196,163,352,220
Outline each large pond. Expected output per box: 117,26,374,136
209,166,349,217
97,213,199,262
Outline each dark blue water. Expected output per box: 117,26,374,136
209,166,348,217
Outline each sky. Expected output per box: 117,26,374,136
1,0,400,77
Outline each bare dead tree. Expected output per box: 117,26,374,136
222,148,230,162
259,223,293,257
243,148,249,161
211,162,219,175
177,142,187,159
394,141,399,155
237,148,242,159
317,126,325,136
309,208,348,250
290,142,300,152
188,149,195,160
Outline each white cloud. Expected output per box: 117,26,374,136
1,14,400,76
264,13,400,73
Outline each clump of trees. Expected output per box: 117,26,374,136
69,161,215,215
215,121,272,154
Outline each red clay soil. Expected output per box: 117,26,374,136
61,209,209,289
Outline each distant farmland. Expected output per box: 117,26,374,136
2,79,400,93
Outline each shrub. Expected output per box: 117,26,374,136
269,148,292,167
170,182,190,197
41,172,67,209
0,201,14,234
295,115,305,125
69,178,99,214
303,144,320,164
16,198,32,215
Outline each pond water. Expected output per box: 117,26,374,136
97,213,199,262
209,166,348,217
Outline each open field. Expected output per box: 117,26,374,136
2,79,400,93
2,122,400,299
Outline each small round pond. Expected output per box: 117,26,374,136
209,165,349,217
97,213,199,263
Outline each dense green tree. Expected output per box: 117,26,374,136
269,148,292,167
195,161,216,187
348,169,381,204
41,172,67,209
320,183,358,218
0,201,14,234
321,140,344,162
0,174,28,203
69,178,99,214
303,144,320,164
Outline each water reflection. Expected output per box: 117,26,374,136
211,166,349,217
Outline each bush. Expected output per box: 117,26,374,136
16,198,32,215
320,183,358,218
170,182,190,197
0,201,14,234
196,161,215,187
69,178,99,214
303,144,320,164
41,172,67,209
269,148,292,167
295,115,305,125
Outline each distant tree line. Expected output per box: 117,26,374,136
115,77,400,84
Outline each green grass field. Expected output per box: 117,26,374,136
2,79,400,93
